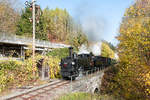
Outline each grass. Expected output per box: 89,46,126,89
57,92,117,100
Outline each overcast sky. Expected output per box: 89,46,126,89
20,0,134,45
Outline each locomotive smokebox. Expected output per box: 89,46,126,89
69,47,73,58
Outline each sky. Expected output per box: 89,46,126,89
20,0,134,46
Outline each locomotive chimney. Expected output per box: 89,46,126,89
69,47,73,58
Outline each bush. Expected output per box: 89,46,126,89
0,60,35,92
100,63,150,100
0,50,66,93
100,65,119,95
26,54,61,79
44,56,61,79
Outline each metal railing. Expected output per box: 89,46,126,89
69,66,106,92
0,33,70,48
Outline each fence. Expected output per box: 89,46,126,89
69,66,106,92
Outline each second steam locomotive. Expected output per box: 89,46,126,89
59,47,115,79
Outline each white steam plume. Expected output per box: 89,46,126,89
78,42,101,56
78,44,89,54
89,42,101,56
74,1,107,55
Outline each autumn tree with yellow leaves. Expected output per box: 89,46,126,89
101,0,150,99
101,42,115,59
0,0,20,34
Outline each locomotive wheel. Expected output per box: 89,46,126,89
71,76,76,80
62,76,68,80
62,76,76,80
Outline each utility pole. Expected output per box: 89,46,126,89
25,0,41,77
32,0,36,77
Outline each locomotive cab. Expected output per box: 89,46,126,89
77,54,94,71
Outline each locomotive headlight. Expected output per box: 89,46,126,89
59,63,61,66
72,62,75,65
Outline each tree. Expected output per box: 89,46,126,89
42,7,88,48
0,0,19,34
101,0,150,99
69,32,88,50
16,5,46,40
101,42,115,58
102,40,116,52
118,0,150,66
43,8,72,42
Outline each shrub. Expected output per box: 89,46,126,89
100,65,119,95
43,56,61,79
100,63,150,100
0,51,65,93
0,60,35,92
25,54,61,79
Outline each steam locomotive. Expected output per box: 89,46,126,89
59,47,115,79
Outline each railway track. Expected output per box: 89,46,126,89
1,80,70,100
1,69,104,100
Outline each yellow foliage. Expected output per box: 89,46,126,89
0,54,61,93
44,56,61,79
25,45,33,57
101,42,115,58
113,0,150,99
143,71,150,96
